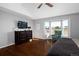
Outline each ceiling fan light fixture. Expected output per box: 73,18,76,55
45,3,53,7
37,3,53,9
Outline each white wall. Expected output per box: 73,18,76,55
0,10,34,48
0,3,32,18
33,20,45,38
70,14,79,39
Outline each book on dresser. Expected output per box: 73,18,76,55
15,30,32,45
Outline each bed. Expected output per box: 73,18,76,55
47,38,79,56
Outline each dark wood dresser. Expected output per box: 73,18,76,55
15,30,32,45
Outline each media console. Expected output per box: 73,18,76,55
15,30,32,45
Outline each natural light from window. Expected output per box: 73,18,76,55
44,19,69,38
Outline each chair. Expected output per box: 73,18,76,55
52,30,62,42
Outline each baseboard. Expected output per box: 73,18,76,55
33,38,41,40
0,43,15,49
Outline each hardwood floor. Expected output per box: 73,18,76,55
0,39,54,56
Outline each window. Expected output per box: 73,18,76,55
44,19,69,38
62,20,69,37
51,21,61,35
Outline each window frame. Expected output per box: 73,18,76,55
44,19,70,38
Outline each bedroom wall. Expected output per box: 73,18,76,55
33,13,79,39
0,10,34,48
70,14,79,39
33,15,70,39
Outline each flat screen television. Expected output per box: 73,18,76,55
17,21,28,29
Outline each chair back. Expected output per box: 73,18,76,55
55,30,62,36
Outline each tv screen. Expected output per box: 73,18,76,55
17,21,28,29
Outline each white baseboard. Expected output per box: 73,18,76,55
0,43,15,49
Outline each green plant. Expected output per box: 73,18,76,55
55,26,61,31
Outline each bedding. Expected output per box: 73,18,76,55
47,38,79,56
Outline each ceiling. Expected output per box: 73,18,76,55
0,3,79,20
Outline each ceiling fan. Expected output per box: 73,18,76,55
37,3,53,9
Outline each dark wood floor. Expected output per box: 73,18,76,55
0,39,54,56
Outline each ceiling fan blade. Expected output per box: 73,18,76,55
37,3,43,8
45,3,53,7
